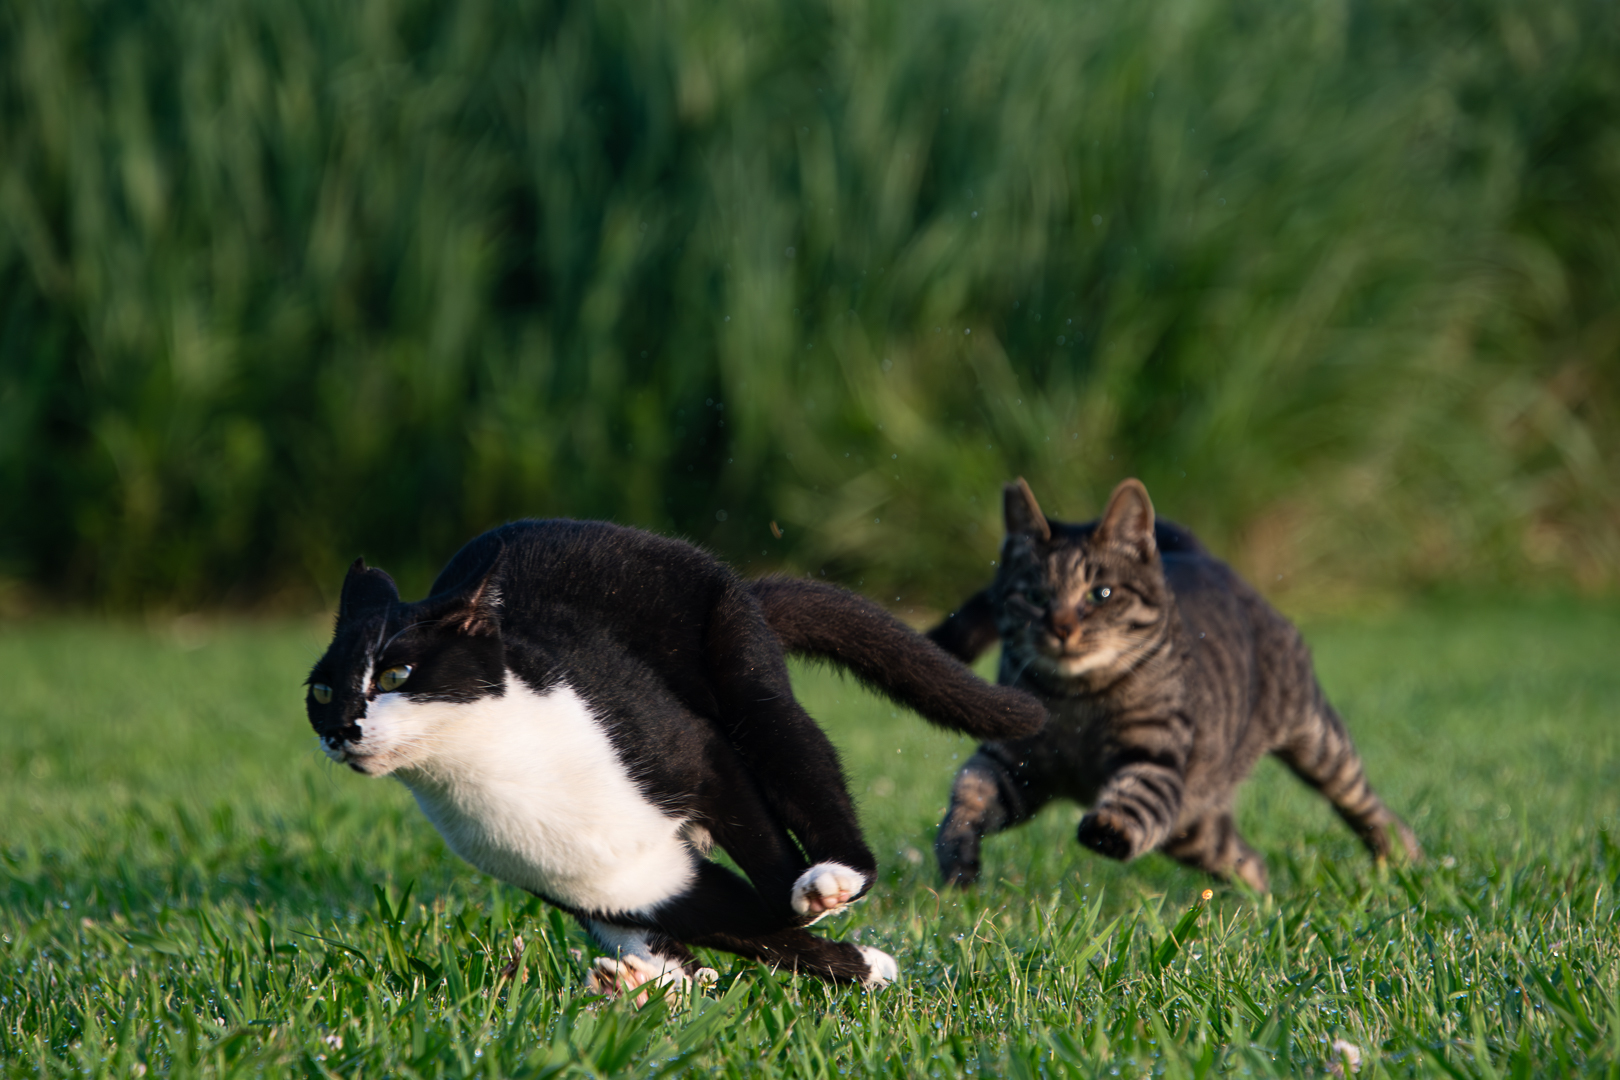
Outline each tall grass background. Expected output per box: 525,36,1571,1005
1,0,1617,608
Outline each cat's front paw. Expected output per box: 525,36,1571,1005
856,946,899,988
584,955,712,1008
1077,807,1142,861
791,862,868,923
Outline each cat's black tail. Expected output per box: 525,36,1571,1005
749,576,1045,739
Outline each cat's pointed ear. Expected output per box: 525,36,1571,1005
1003,478,1052,542
1095,478,1157,561
445,545,506,637
339,558,399,621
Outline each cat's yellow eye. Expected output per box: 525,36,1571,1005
311,683,333,705
377,665,413,693
1086,586,1113,605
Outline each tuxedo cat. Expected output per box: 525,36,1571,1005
305,518,1043,994
928,479,1418,892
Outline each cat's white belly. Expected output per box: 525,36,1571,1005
361,676,697,916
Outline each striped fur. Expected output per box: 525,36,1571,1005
930,478,1419,893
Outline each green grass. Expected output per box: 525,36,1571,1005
3,599,1619,1076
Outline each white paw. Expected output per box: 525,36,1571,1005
856,946,899,988
791,861,868,923
584,954,708,1007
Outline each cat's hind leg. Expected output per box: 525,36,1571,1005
644,861,897,986
688,925,898,987
936,743,1057,886
1273,698,1420,863
1161,810,1269,893
698,584,878,909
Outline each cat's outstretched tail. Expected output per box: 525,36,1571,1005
749,576,1045,739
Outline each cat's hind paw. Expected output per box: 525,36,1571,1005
791,862,868,923
856,946,899,988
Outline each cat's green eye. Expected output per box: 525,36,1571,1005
311,683,333,705
377,665,413,692
1023,586,1050,606
1085,586,1113,605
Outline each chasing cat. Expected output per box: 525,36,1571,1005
305,518,1043,996
929,478,1419,893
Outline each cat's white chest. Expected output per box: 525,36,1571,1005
369,676,696,915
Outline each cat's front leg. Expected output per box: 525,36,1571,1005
1078,746,1189,862
583,922,717,1006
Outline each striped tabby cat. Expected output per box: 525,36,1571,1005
928,478,1419,892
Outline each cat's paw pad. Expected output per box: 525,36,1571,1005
856,946,899,988
584,956,643,999
1077,808,1140,861
584,955,706,1007
791,862,867,923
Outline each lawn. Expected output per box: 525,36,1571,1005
2,598,1618,1077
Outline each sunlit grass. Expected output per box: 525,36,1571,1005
2,599,1617,1076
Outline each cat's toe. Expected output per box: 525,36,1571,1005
791,861,868,922
586,955,707,1007
585,956,643,998
856,946,899,988
1077,809,1138,861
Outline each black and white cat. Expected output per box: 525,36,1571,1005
306,518,1043,994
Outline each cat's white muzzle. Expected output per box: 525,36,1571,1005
321,735,386,774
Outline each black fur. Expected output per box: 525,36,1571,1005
306,518,1043,987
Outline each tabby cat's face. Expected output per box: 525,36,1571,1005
306,561,505,776
992,479,1171,691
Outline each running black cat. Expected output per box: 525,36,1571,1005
929,478,1418,892
305,519,1043,995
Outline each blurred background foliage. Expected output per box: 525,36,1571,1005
0,0,1616,611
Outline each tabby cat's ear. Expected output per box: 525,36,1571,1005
444,545,507,637
1096,478,1157,561
1003,478,1052,542
339,559,400,621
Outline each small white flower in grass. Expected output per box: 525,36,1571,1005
323,1034,344,1051
1326,1039,1361,1076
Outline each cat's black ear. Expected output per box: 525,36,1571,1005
339,558,400,621
444,545,506,637
1096,478,1157,561
1003,478,1052,542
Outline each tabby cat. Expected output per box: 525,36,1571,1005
306,518,1043,996
928,478,1419,892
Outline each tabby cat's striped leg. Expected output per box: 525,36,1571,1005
1077,716,1193,863
935,744,1053,887
1274,700,1420,862
1162,811,1269,893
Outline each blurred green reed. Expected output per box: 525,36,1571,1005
1,0,1616,608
